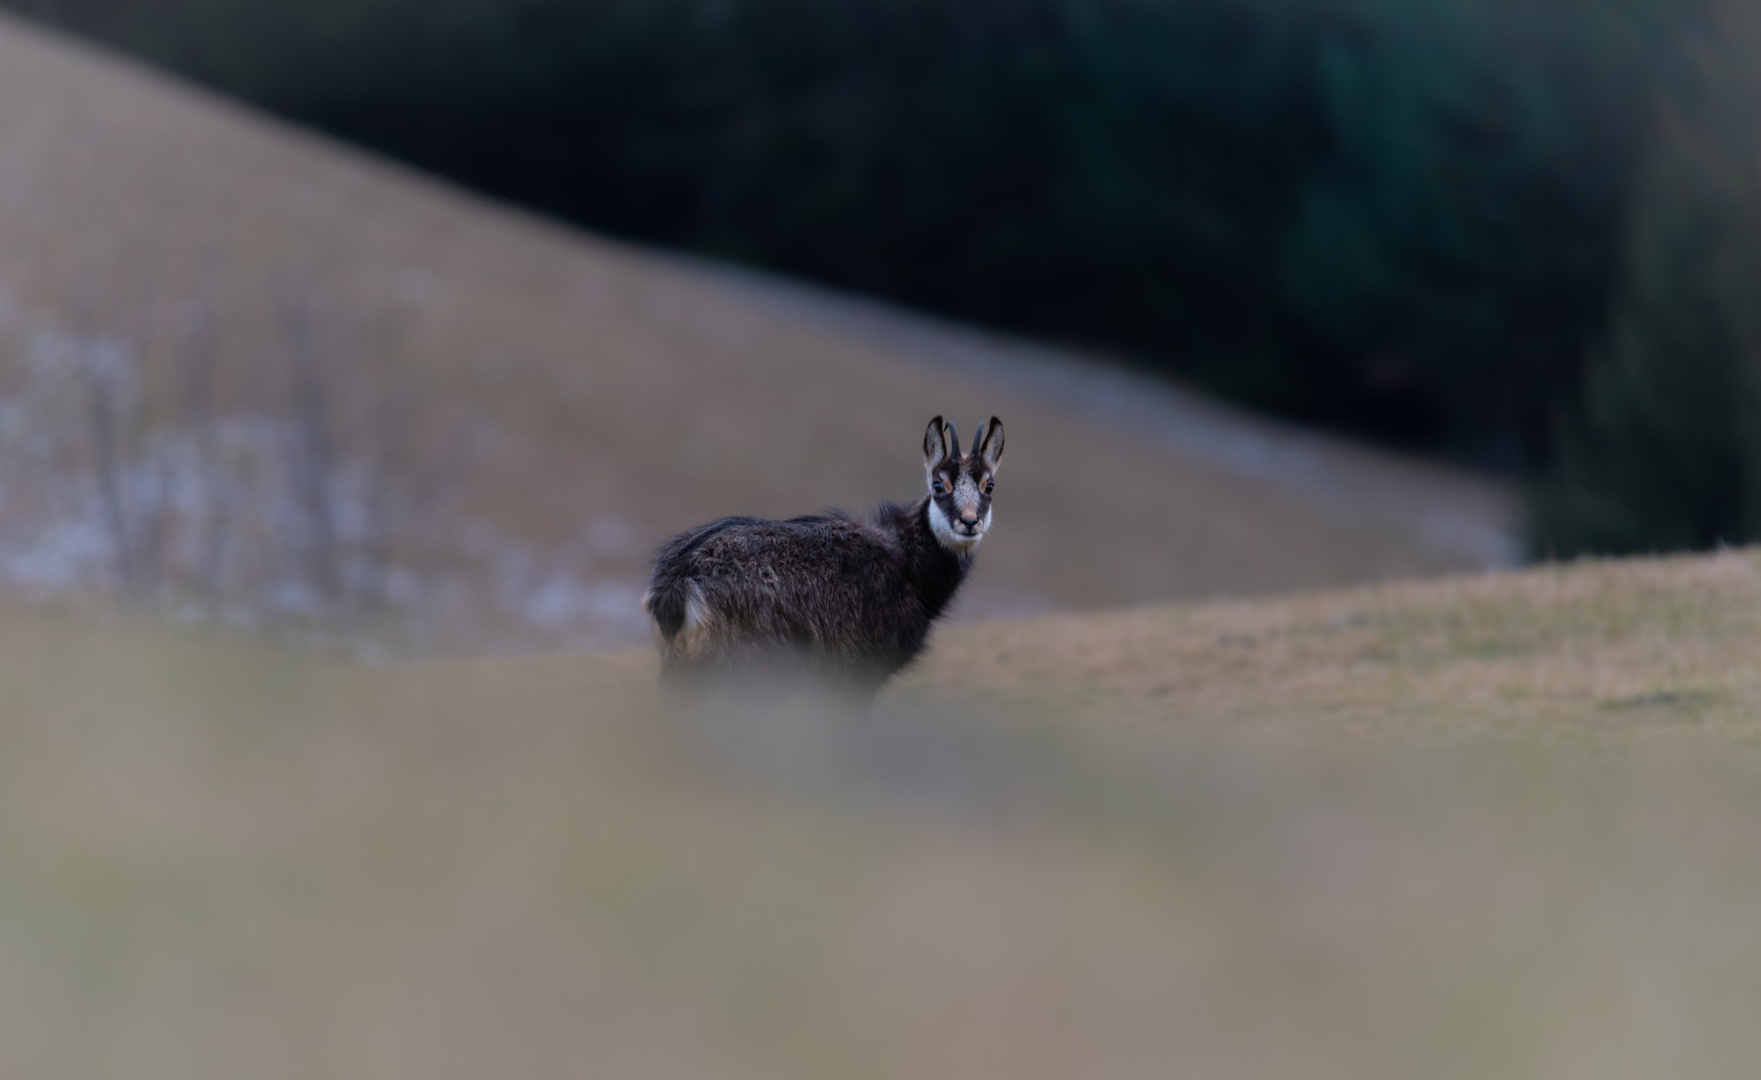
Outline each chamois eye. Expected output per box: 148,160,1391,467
933,478,947,495
984,480,995,495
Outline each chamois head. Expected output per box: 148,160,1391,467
922,415,1004,553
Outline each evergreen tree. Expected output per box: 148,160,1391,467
1532,0,1761,555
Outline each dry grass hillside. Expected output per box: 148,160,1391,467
2,549,1759,1078
912,545,1761,743
0,12,1516,655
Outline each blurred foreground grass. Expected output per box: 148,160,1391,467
5,551,1761,1078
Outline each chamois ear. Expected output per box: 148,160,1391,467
923,415,953,470
977,416,1005,472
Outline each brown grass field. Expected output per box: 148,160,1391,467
4,549,1761,1079
0,11,1515,655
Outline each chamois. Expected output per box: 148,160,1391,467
644,415,1005,695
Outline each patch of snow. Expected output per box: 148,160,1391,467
0,517,112,592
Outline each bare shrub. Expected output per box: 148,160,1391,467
0,255,466,650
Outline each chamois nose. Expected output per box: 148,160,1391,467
959,513,980,530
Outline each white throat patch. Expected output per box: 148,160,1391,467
929,498,987,553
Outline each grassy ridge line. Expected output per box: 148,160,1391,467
911,548,1761,743
479,548,1761,747
11,548,1747,746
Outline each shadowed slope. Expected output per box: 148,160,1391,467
0,12,1515,654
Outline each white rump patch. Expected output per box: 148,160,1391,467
683,582,710,631
647,580,718,657
663,581,718,659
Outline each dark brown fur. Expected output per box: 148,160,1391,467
645,416,1003,695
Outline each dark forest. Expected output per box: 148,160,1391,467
11,0,1761,555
